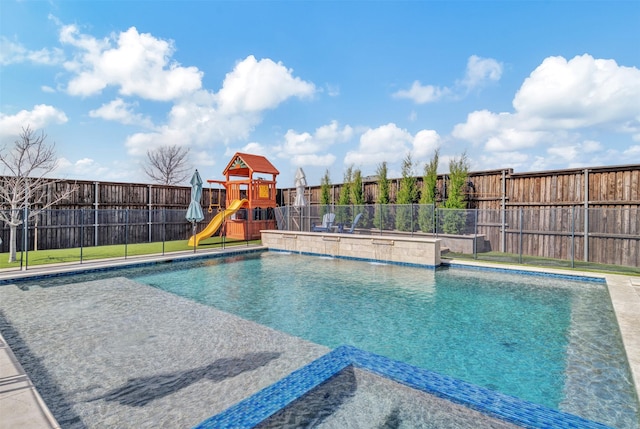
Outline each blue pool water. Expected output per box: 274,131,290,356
130,252,639,427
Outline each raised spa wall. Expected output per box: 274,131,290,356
260,230,441,268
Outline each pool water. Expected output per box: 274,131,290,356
130,252,639,428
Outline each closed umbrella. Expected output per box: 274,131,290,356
186,169,205,251
293,167,307,207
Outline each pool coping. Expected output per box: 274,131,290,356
0,245,268,284
0,248,638,428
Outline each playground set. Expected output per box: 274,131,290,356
188,152,279,246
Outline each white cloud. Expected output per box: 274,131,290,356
123,55,317,156
459,55,503,91
452,54,640,168
412,129,441,160
60,25,203,100
0,36,64,66
290,153,336,167
39,22,318,163
89,98,154,128
190,150,216,168
281,120,352,155
547,145,580,162
125,126,191,156
393,55,502,104
274,120,353,169
484,129,549,152
240,142,269,157
452,110,504,144
392,81,449,104
513,54,640,129
475,151,531,171
56,157,113,180
345,123,413,166
0,105,68,137
623,145,640,158
216,55,316,114
581,140,603,153
325,83,340,97
315,120,354,142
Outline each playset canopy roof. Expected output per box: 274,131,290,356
221,152,279,180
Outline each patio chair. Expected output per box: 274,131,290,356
312,213,336,232
337,212,363,234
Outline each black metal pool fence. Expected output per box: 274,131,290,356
0,207,264,271
275,204,640,271
0,205,637,272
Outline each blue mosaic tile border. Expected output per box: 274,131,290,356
193,345,613,429
443,261,606,283
0,247,267,285
268,248,439,270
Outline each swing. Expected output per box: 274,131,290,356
207,184,222,213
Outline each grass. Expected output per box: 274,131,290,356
2,238,637,277
444,251,640,277
0,236,262,270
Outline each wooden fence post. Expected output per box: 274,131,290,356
584,168,589,262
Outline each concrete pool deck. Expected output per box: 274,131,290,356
0,248,638,428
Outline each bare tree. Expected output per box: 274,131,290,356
143,145,191,185
0,126,77,262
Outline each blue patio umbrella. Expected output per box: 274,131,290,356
186,170,204,250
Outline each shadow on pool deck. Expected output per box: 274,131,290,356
88,352,281,407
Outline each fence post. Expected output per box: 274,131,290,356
501,169,506,252
80,208,84,264
411,203,414,237
432,205,436,235
518,207,523,264
148,184,152,243
584,168,589,262
162,208,166,255
474,208,478,260
222,219,226,249
125,209,129,259
571,206,575,268
22,207,28,271
94,181,99,246
434,207,438,238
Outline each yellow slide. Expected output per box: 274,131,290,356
188,199,248,247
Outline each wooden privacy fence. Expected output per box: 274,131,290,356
0,179,227,251
0,208,217,251
0,164,638,266
279,165,640,211
476,206,639,267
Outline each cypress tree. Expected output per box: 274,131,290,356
419,149,439,233
396,153,418,231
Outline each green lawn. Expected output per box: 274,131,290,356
0,236,261,269
444,251,640,276
2,239,637,277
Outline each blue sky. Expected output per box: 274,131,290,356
1,1,639,188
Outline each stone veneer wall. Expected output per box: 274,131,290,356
261,230,441,267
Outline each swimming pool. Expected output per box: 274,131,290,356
128,251,638,428
1,250,638,428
